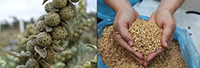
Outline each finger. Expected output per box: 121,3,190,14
146,48,165,62
135,10,140,19
113,31,143,59
161,23,174,48
127,9,140,26
117,22,134,46
148,11,156,23
130,54,144,64
143,62,148,67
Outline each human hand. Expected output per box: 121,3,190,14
143,8,176,67
113,7,144,64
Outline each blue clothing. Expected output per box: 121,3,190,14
97,0,140,20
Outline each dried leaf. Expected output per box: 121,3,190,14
53,42,64,53
34,46,47,58
68,1,78,19
38,60,51,68
7,51,30,58
7,51,20,57
61,22,72,40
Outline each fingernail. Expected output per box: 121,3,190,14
128,41,133,46
165,42,168,47
143,62,148,67
139,61,144,64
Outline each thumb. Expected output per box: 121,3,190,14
148,11,156,23
118,23,134,46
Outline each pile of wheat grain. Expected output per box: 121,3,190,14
129,19,162,59
98,20,187,67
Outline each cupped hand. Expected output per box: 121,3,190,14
143,8,176,67
113,7,144,64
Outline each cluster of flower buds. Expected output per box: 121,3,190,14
8,0,79,68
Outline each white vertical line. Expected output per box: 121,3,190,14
19,20,24,33
0,22,1,33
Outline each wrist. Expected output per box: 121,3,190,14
103,0,132,14
115,4,133,14
157,0,185,15
156,8,174,15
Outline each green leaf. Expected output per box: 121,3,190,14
20,51,29,57
21,35,36,46
61,22,72,40
48,6,59,12
81,18,86,23
75,55,78,64
45,26,53,32
42,0,48,5
68,1,78,19
16,65,26,68
90,55,97,63
86,44,97,52
61,21,70,27
0,57,6,68
34,46,47,58
70,56,76,64
34,14,45,26
72,20,79,29
26,51,33,57
83,61,92,68
91,62,97,68
28,35,37,40
61,50,73,55
53,42,64,53
38,60,51,68
81,13,88,18
71,46,78,53
80,54,84,61
54,62,65,68
21,38,29,46
74,65,83,68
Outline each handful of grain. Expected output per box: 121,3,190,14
98,20,187,67
129,19,162,58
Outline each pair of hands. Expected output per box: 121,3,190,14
113,7,176,67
